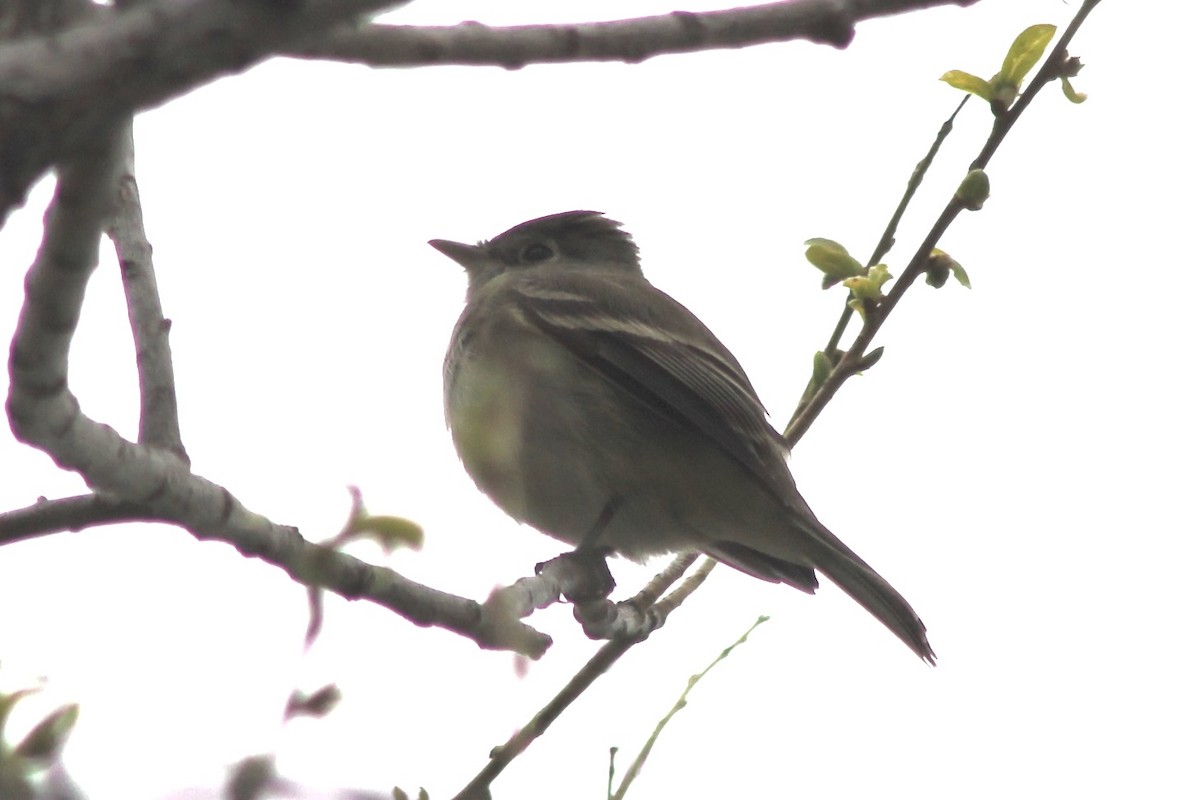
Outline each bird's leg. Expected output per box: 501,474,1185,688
535,496,621,602
579,495,622,551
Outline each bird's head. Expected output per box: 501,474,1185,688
430,211,642,290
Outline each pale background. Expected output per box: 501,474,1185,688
2,1,1196,798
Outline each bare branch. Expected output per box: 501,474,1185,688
290,0,983,69
0,488,542,657
0,494,160,546
105,124,188,462
0,0,411,223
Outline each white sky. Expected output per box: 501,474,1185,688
2,1,1196,798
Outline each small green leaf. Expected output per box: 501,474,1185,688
332,488,423,553
801,350,841,405
843,264,891,321
945,24,1056,112
811,351,833,389
868,264,893,290
13,703,79,764
857,347,885,372
955,169,990,211
998,24,1057,87
805,238,865,289
843,264,892,302
950,261,972,288
940,70,993,101
347,514,424,553
1061,77,1087,104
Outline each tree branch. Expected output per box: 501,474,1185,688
105,124,189,462
0,494,160,545
784,0,1101,444
289,0,982,69
0,0,411,224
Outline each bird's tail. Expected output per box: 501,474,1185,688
807,523,936,664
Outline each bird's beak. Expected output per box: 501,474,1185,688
429,238,485,270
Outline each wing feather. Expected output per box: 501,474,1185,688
512,271,795,500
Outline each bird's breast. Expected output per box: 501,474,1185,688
444,314,592,527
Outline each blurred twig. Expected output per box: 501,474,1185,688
611,614,768,800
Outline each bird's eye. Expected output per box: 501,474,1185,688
520,243,554,264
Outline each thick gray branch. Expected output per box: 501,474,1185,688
289,0,982,69
0,0,409,223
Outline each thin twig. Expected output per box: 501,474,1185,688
804,93,970,414
784,0,1102,445
971,0,1101,171
611,614,769,800
654,556,717,613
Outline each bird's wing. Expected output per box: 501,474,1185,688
510,269,795,499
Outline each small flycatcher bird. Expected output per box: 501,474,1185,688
432,211,934,663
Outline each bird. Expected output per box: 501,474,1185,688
431,210,934,663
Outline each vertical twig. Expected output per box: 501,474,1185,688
106,122,189,463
